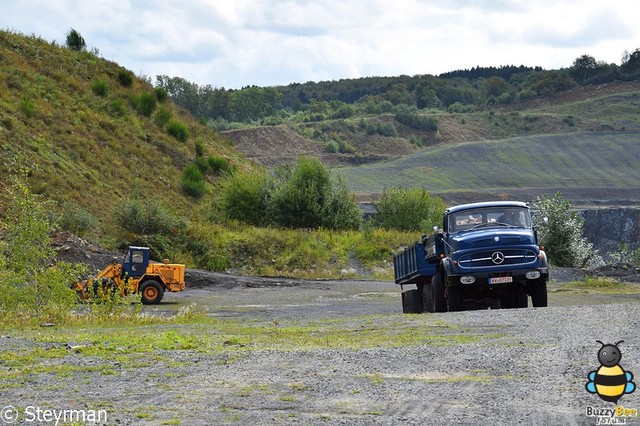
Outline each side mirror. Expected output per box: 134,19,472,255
433,225,439,233
543,217,549,226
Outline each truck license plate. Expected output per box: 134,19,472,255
489,276,513,284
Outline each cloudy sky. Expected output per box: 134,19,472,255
2,1,638,89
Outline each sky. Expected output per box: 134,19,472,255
2,0,639,89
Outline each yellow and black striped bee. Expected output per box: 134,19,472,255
586,340,636,403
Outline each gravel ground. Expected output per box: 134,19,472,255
1,269,640,425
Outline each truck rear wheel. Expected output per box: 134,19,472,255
401,289,423,314
422,280,434,313
432,273,447,313
531,280,547,307
140,280,164,305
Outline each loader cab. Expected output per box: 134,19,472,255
122,246,150,279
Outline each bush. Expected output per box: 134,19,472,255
91,79,108,97
58,204,98,236
374,187,446,232
395,107,438,131
108,99,126,117
269,157,361,230
115,199,182,235
155,86,168,102
194,137,204,157
131,92,156,116
20,98,36,117
181,164,207,198
378,122,398,137
166,119,189,142
0,177,83,321
207,156,230,174
219,170,271,226
532,193,601,268
154,108,171,128
65,28,86,51
325,140,340,153
117,69,133,87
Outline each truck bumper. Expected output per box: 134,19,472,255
445,267,549,288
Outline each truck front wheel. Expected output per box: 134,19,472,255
531,280,547,308
431,273,447,313
446,286,464,312
140,280,165,305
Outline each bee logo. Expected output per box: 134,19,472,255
585,340,636,403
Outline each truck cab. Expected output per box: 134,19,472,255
394,201,549,313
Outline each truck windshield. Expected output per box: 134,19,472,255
448,207,531,233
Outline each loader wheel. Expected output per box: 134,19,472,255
140,280,164,305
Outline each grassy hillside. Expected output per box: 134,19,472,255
335,132,640,200
0,30,243,237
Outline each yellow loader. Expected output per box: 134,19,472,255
73,246,186,304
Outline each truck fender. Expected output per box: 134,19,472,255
440,257,455,278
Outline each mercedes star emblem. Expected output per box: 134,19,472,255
491,251,505,264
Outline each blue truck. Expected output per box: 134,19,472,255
394,201,549,313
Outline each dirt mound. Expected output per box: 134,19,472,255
51,231,121,273
223,125,325,167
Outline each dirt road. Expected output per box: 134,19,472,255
2,271,640,425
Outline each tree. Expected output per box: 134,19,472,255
571,54,599,84
220,170,271,226
374,188,446,232
0,176,82,320
65,28,86,51
483,76,511,99
621,48,640,74
221,158,361,230
532,193,601,268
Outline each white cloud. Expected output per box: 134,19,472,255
1,0,639,88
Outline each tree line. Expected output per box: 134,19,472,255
155,49,640,126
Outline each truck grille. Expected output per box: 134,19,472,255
458,249,537,268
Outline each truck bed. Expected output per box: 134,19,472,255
393,241,438,285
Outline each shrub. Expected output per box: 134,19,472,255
269,157,361,230
131,92,157,116
58,204,98,236
154,108,171,128
91,79,108,96
374,187,446,232
219,170,271,226
207,156,230,174
194,137,204,157
155,86,168,102
166,119,189,142
115,199,182,235
532,193,601,268
181,164,207,198
378,122,398,137
325,140,340,153
20,98,36,117
117,69,133,87
0,177,83,320
108,99,126,117
65,28,86,51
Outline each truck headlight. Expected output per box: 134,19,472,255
460,275,475,284
526,270,541,280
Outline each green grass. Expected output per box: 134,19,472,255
0,313,501,384
336,132,640,194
